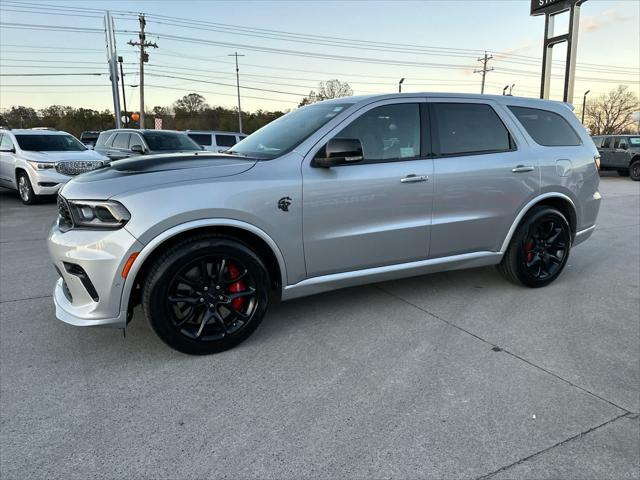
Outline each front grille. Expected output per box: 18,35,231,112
57,195,73,230
55,160,103,176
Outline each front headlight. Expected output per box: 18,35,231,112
67,200,131,229
27,160,55,170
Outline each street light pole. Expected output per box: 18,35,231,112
581,90,590,124
228,52,245,133
118,56,128,125
398,78,405,93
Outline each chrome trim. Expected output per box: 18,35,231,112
499,192,576,253
281,251,502,301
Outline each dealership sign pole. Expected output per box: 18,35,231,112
531,0,587,104
104,11,122,129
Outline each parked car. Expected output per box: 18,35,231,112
0,128,107,204
49,93,601,354
79,131,100,149
186,130,247,152
591,134,640,180
94,129,202,161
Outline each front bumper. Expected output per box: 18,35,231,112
48,221,144,328
27,168,71,195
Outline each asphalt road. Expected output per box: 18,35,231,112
1,174,638,480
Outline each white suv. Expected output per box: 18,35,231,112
0,128,108,204
186,130,247,152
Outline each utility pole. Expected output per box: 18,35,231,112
228,51,245,133
104,11,122,128
474,51,494,95
581,90,590,124
118,56,128,125
128,14,157,129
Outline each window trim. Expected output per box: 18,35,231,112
316,101,429,167
429,102,517,158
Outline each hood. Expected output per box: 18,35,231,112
20,150,108,163
60,153,258,200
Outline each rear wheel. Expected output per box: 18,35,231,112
498,206,571,288
630,160,640,181
142,236,270,355
17,172,39,205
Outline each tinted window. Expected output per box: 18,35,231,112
602,137,612,148
334,103,420,161
432,103,511,156
14,134,86,152
0,134,14,150
142,132,201,151
187,133,212,146
129,134,145,149
230,102,353,159
509,106,581,147
629,137,640,146
614,137,627,149
112,133,130,149
215,134,237,147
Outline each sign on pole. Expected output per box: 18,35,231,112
154,118,163,130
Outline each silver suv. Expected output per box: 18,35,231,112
48,93,601,354
0,128,107,204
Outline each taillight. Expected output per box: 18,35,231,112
594,154,601,170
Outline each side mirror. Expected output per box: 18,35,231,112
312,138,364,168
130,144,145,154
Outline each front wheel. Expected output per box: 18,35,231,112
142,236,270,355
630,160,640,181
498,206,572,288
17,172,39,205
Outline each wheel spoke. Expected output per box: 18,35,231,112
175,306,201,328
168,295,201,306
177,275,199,289
228,305,249,320
547,228,562,244
216,258,227,284
212,308,228,337
526,254,541,268
220,268,249,285
195,309,214,338
547,252,563,264
227,287,256,301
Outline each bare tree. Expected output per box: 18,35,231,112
585,86,639,135
299,79,353,107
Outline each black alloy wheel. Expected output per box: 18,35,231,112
142,236,269,354
630,160,640,181
498,206,571,287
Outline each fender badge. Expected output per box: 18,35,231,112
278,197,292,212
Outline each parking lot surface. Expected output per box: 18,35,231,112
1,175,638,480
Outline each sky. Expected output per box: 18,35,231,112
0,0,638,114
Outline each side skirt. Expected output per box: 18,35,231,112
281,251,503,301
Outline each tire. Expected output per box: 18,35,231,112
630,160,640,181
498,206,571,288
617,169,630,177
16,171,39,205
142,235,270,355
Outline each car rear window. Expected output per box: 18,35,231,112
14,134,86,152
188,133,212,146
431,103,512,156
509,106,581,147
629,137,640,146
215,134,237,147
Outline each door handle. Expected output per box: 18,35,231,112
512,165,535,173
400,174,428,183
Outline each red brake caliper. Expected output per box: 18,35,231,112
524,241,533,262
227,262,246,311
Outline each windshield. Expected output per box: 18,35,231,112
230,102,353,159
142,132,201,151
15,134,86,152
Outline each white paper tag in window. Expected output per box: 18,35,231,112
400,147,415,158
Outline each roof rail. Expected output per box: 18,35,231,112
31,127,57,131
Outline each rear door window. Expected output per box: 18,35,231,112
188,133,212,146
509,106,581,146
129,134,145,149
0,134,14,150
431,103,512,156
614,138,627,149
215,134,237,147
602,137,612,148
112,133,131,150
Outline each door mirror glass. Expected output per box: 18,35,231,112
312,138,364,168
130,144,145,154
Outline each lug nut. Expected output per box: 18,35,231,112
215,285,221,290
204,286,208,291
218,295,224,301
199,298,204,302
209,303,214,308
